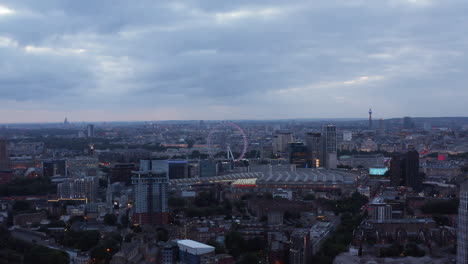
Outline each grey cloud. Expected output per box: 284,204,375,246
0,0,467,121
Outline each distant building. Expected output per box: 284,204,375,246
390,150,422,191
322,125,337,169
305,132,322,168
289,142,308,168
111,163,136,185
199,160,218,177
87,124,95,138
13,211,47,227
0,139,10,170
67,156,99,177
403,117,415,129
177,239,215,264
142,160,189,179
42,159,67,177
378,119,386,137
273,130,294,153
405,150,421,191
342,131,352,141
57,176,98,203
369,198,392,222
132,169,169,225
289,228,310,264
458,181,468,264
168,160,189,179
423,122,431,132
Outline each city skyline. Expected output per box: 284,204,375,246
1,0,468,122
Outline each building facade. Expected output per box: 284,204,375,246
132,170,169,225
322,125,337,169
305,132,322,168
57,176,98,202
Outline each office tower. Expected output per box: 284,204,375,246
87,124,95,138
390,155,404,187
457,181,468,264
405,149,421,191
322,125,337,169
57,176,98,203
390,150,421,191
132,169,169,225
403,117,414,129
368,108,373,130
378,119,386,137
305,132,322,168
111,163,136,185
42,159,67,177
0,139,10,170
273,130,294,153
199,160,218,177
289,142,308,168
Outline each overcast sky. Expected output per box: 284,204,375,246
0,0,467,123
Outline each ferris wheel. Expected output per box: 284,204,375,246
207,122,248,161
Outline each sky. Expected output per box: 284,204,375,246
0,0,467,123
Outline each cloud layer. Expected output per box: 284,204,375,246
0,0,467,122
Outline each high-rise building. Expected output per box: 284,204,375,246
0,139,10,170
405,149,421,191
378,119,386,137
457,181,468,264
389,150,422,191
368,108,373,130
132,169,169,225
42,159,67,177
273,130,294,153
305,132,322,168
390,155,403,187
87,124,95,138
57,176,98,203
322,125,337,169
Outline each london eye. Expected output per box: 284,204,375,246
206,122,248,162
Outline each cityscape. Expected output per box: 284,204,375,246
1,0,468,264
0,116,467,264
